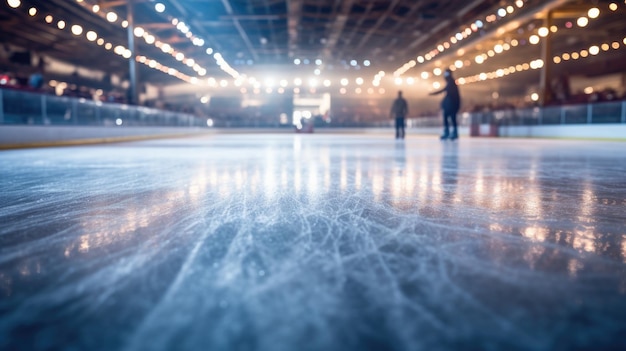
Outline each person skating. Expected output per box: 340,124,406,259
430,69,461,140
390,90,408,139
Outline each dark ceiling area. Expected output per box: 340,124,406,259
0,0,625,101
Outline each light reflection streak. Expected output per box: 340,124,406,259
522,226,548,242
572,229,596,253
340,158,347,192
281,164,288,190
323,164,330,190
355,161,362,191
491,177,503,210
578,183,595,222
307,163,319,198
294,162,302,194
372,172,384,201
568,259,583,277
264,154,277,200
61,137,617,273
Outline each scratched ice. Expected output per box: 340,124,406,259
1,134,625,351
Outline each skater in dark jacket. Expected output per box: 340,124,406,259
430,69,461,140
390,91,408,139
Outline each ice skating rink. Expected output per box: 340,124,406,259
1,133,625,350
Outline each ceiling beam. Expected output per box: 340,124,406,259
220,15,285,21
335,1,377,59
220,0,260,61
287,0,303,57
354,0,402,51
322,0,355,61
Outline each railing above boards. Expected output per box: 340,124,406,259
0,87,206,127
407,100,626,128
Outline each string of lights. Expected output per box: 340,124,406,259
449,4,613,73
455,35,626,87
393,0,527,77
404,2,625,83
4,0,196,84
70,0,211,78
145,1,241,79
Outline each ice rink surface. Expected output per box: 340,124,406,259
1,133,625,351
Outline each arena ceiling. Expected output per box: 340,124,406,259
1,0,625,100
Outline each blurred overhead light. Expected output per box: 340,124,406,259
106,12,117,22
86,31,97,41
7,0,21,8
587,8,600,19
577,17,589,27
155,3,165,13
28,7,36,16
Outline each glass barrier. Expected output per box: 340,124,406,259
408,100,626,128
0,88,205,127
3,87,624,129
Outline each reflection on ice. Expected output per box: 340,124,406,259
0,134,625,350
